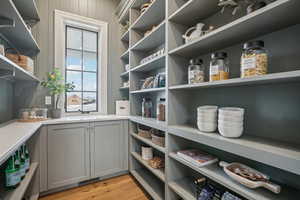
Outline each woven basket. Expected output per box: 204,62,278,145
151,133,165,147
138,127,152,139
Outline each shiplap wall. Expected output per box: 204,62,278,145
14,0,123,115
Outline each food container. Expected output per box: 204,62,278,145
141,146,153,161
241,40,268,78
116,100,129,116
157,98,166,121
219,161,281,194
142,98,153,118
151,133,165,147
6,53,34,74
0,44,4,56
188,59,205,84
137,126,152,139
210,52,229,81
149,157,164,169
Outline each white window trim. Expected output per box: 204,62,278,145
54,10,108,115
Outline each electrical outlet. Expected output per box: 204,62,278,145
45,96,52,105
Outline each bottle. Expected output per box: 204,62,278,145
241,40,268,78
22,144,30,172
210,52,229,81
5,155,21,189
188,59,205,84
157,98,166,121
142,98,153,118
16,149,26,179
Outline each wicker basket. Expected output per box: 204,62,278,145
148,157,165,169
151,133,165,147
138,126,152,139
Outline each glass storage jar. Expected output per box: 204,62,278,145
188,59,205,84
157,98,166,121
241,40,268,78
210,52,229,81
142,98,153,118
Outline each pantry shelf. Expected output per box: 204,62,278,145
119,8,129,25
121,29,129,42
120,71,129,77
169,70,300,90
131,21,165,51
120,49,130,60
131,54,165,72
131,0,165,31
131,133,165,153
131,151,165,181
131,87,165,94
168,0,219,26
169,178,196,200
0,0,40,57
169,0,300,57
1,162,39,200
0,55,40,82
119,86,129,90
168,125,300,176
130,169,164,200
130,116,167,131
169,153,299,200
13,0,40,23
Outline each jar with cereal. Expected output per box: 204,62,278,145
188,59,205,84
210,52,229,82
241,40,268,78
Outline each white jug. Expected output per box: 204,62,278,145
182,23,205,44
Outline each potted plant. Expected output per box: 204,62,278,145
41,68,75,118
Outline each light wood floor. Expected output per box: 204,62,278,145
39,175,150,200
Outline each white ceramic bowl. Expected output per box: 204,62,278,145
197,122,217,133
219,107,245,117
218,126,243,138
218,114,244,122
197,105,218,111
218,120,243,128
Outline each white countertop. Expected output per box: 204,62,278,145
0,115,129,166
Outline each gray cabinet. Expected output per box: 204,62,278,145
47,123,90,190
90,120,128,178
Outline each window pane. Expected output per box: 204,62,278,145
66,49,82,70
67,27,82,50
83,52,97,71
66,71,82,91
83,31,97,52
66,92,82,112
82,92,97,111
83,72,97,91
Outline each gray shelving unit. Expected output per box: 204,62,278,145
12,0,40,23
120,0,300,199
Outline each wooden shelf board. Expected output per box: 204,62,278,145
168,125,300,176
169,153,299,200
169,0,300,57
169,178,196,200
130,169,164,200
131,151,165,182
131,54,165,72
131,21,165,51
131,132,165,153
131,0,165,31
0,0,40,57
169,70,300,90
0,55,40,82
130,116,167,131
168,0,219,26
131,87,165,94
12,0,40,22
1,162,39,200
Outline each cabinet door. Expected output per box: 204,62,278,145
91,120,128,178
47,123,90,190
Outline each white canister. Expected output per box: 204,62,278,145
0,44,4,56
142,146,153,161
116,100,129,116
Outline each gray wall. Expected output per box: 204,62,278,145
15,0,123,115
0,80,13,123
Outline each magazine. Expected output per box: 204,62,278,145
177,149,218,167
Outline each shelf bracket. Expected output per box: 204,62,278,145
0,68,15,81
0,16,15,28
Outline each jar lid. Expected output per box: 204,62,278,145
211,52,227,59
189,59,203,65
243,40,264,49
159,98,166,101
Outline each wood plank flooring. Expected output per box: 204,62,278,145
39,175,150,200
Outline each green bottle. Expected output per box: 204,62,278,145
5,155,21,189
22,144,30,172
19,148,26,179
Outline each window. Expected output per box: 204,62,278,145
65,26,98,112
54,10,108,114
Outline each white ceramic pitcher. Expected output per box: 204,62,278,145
182,23,205,43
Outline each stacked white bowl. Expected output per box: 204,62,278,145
218,107,245,138
197,106,218,132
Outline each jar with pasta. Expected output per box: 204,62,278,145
210,52,229,81
188,59,205,84
241,40,268,78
